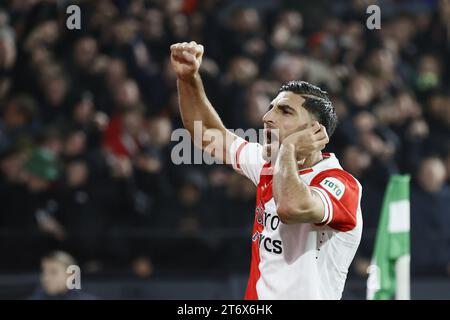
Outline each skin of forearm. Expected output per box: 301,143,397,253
177,73,225,135
273,144,315,223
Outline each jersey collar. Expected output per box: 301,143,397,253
298,153,342,175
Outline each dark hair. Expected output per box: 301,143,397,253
278,80,338,137
42,251,77,268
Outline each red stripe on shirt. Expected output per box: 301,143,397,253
244,162,272,300
235,141,248,170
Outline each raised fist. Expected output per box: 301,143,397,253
170,41,204,80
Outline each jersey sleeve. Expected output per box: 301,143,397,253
228,136,266,186
309,169,361,232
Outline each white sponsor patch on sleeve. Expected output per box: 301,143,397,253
320,177,346,200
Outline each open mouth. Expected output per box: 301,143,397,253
264,128,278,145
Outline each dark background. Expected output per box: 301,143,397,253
0,0,449,299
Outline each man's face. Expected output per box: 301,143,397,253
41,259,68,296
262,91,314,159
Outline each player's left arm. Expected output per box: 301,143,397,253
273,143,327,224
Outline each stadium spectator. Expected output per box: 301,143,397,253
29,251,97,300
0,0,448,281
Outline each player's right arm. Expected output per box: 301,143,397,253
170,41,237,164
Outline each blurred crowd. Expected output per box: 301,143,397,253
0,0,449,279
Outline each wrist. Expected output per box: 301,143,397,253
280,142,295,152
280,143,306,165
278,143,296,161
177,71,200,84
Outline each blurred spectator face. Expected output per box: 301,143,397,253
407,118,429,140
323,18,343,36
347,75,374,108
360,131,395,161
228,56,259,85
417,157,447,193
142,9,164,40
271,25,291,50
3,103,25,128
341,21,364,47
30,46,51,67
131,256,153,278
34,129,62,159
0,78,11,100
43,75,67,107
352,0,377,12
134,153,162,174
243,37,267,59
64,131,86,157
271,53,304,83
40,258,69,296
105,58,127,89
108,155,133,178
395,92,421,121
208,167,230,188
271,10,303,51
419,55,440,75
429,94,450,126
0,150,27,183
366,49,396,78
26,173,50,192
148,117,172,146
391,16,415,48
73,37,98,68
179,183,201,207
271,22,304,52
439,0,450,22
40,20,59,45
123,109,144,136
416,55,441,91
169,13,189,40
9,0,40,11
309,33,339,61
66,161,88,188
91,0,118,30
114,79,140,109
279,10,303,33
231,7,261,33
342,145,372,178
190,12,205,35
353,111,377,133
0,28,16,69
72,98,94,124
163,0,183,14
246,92,271,127
3,96,35,129
112,18,138,45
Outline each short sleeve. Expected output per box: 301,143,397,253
229,136,266,186
309,169,361,232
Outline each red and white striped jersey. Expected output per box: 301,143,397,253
229,136,363,300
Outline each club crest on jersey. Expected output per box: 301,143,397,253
256,202,264,225
320,177,345,200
